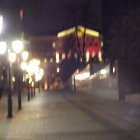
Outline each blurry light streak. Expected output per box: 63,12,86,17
75,72,90,80
56,52,59,63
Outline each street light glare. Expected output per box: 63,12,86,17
12,40,24,54
0,15,3,34
0,41,7,54
8,52,16,63
21,51,29,61
20,61,27,71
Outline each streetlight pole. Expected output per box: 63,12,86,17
12,40,24,110
18,58,22,110
34,82,36,96
27,78,30,101
7,51,16,118
7,62,13,118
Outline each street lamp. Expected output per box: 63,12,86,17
0,42,14,118
21,51,29,61
12,40,23,53
7,51,16,118
12,40,24,110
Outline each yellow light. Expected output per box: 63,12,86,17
0,41,7,54
57,68,60,73
57,27,75,38
77,31,83,37
12,40,23,53
44,58,47,62
78,26,99,37
12,76,16,82
20,61,27,71
29,77,32,84
8,52,16,63
21,51,29,61
98,51,102,62
56,52,59,63
57,25,99,38
0,15,3,34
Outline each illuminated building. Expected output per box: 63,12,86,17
56,25,102,62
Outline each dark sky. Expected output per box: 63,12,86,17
23,0,102,35
0,0,102,35
0,0,140,36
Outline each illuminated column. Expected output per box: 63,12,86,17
56,52,60,63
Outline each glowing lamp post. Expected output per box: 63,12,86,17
12,40,24,110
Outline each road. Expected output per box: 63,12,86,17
0,90,140,140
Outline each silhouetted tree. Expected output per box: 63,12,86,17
108,8,140,63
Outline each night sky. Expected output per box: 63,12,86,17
0,0,140,36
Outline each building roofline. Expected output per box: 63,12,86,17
57,25,99,38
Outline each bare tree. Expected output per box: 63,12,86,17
63,0,98,66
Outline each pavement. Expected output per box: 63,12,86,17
0,90,140,140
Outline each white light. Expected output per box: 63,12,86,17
0,41,7,54
35,68,44,81
20,61,27,71
57,68,60,73
86,51,90,62
0,15,3,34
8,52,16,63
113,67,116,73
12,40,24,54
75,72,90,80
26,59,40,74
21,51,29,61
39,68,44,76
56,52,59,63
100,69,107,75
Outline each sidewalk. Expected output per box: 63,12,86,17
0,90,140,140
